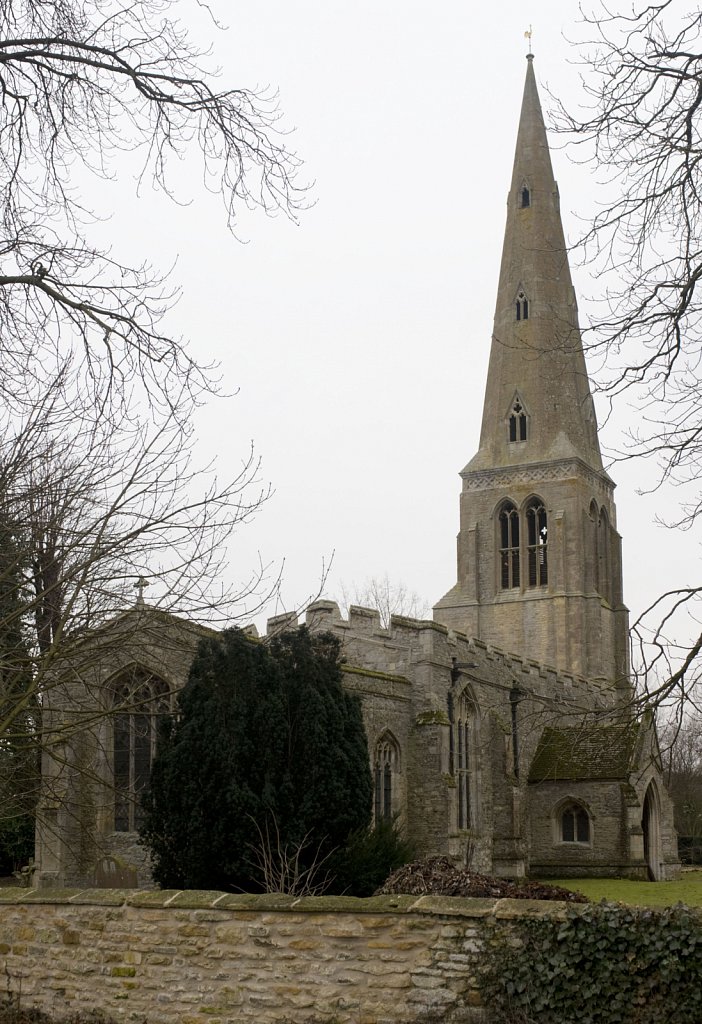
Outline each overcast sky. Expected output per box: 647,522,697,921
104,1,694,647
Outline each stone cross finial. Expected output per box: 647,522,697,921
134,576,150,608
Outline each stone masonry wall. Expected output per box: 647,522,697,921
0,888,577,1024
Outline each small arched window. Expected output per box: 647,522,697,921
560,802,590,844
520,186,530,208
526,498,548,587
499,501,520,590
113,668,171,832
516,291,529,321
509,397,528,442
374,733,400,823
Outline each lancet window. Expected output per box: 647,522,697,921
597,506,611,604
374,733,400,823
508,397,528,442
451,691,477,831
113,669,170,832
526,498,548,587
498,498,548,591
520,185,530,208
590,500,612,603
515,290,529,321
499,501,520,590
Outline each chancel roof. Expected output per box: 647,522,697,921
528,723,641,782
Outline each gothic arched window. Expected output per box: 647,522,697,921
499,501,520,590
560,802,590,844
520,185,531,208
454,691,477,831
516,290,529,321
374,733,400,823
598,506,612,604
509,397,528,442
526,498,548,587
112,668,170,832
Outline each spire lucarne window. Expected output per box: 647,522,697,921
520,185,530,208
509,398,528,442
515,291,529,321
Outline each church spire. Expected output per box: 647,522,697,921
468,54,602,474
434,56,629,688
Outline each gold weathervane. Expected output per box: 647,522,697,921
524,26,533,51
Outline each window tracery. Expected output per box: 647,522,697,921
559,802,590,844
373,733,400,823
499,498,548,590
499,501,520,589
509,397,528,442
112,668,170,832
526,498,548,587
516,290,529,321
450,691,477,831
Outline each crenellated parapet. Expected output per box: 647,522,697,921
265,601,621,725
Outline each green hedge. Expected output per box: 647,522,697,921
478,902,702,1024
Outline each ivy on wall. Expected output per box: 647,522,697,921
478,902,702,1024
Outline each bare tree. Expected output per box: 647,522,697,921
0,0,303,865
0,0,303,419
337,574,429,630
246,817,333,897
555,2,702,708
0,363,278,875
661,714,702,858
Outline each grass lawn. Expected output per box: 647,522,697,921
545,871,702,908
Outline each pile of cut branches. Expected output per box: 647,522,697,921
376,856,588,902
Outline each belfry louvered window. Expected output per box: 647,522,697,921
526,499,548,587
598,506,612,604
499,501,520,589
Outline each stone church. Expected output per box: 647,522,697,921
34,55,679,888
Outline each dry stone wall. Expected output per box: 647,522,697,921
0,888,574,1024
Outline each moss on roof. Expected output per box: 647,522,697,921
528,723,641,782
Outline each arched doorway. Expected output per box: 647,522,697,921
642,782,663,881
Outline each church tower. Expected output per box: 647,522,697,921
434,55,629,690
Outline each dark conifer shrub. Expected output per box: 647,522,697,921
140,626,372,891
327,816,415,896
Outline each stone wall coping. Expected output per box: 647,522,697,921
0,887,589,919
